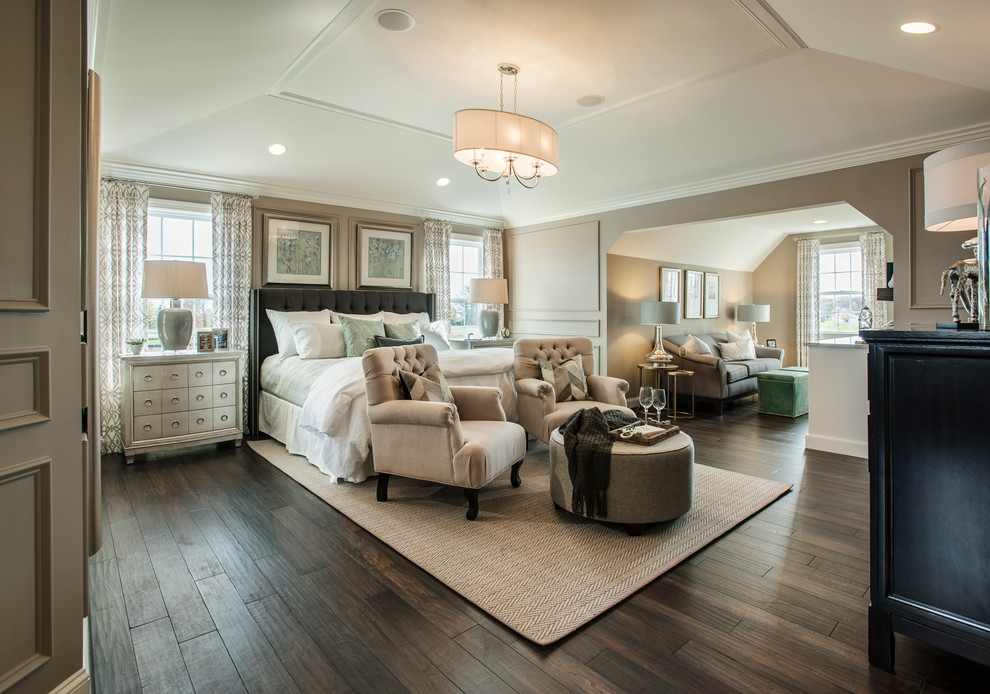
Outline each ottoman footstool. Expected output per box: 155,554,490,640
548,428,694,535
757,368,809,417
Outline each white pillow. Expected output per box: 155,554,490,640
726,329,752,344
719,339,757,361
683,335,713,357
267,309,332,360
422,320,450,350
383,311,432,332
290,322,347,359
330,310,384,325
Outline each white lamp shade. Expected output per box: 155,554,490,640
453,109,559,179
141,260,210,299
469,278,508,304
737,304,770,322
923,138,990,232
640,301,681,325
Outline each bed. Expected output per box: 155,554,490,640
249,288,517,483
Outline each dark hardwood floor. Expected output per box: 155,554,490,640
89,400,990,693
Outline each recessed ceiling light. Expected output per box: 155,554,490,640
813,219,828,224
268,143,287,156
376,9,415,32
900,21,938,34
436,177,450,187
577,94,605,108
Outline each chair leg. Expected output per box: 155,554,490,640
376,473,390,502
463,488,479,521
510,459,523,488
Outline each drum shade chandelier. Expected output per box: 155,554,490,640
453,64,558,189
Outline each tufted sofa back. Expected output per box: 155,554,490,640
362,344,439,406
512,337,595,381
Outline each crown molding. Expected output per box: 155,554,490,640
502,122,990,228
100,161,504,228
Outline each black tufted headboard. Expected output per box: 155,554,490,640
248,287,435,435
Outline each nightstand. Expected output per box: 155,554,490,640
120,350,244,463
448,337,515,350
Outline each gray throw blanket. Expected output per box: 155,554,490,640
559,408,639,518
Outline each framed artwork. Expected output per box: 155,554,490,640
684,270,703,319
704,272,720,318
263,213,332,286
357,223,413,289
766,338,777,348
660,267,681,303
212,327,229,350
196,330,215,353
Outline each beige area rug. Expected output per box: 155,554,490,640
248,439,792,645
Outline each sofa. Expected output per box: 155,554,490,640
661,333,784,414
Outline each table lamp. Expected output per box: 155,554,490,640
142,260,210,350
469,278,508,338
737,304,770,344
640,301,680,362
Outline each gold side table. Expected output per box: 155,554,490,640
667,369,695,420
638,362,677,392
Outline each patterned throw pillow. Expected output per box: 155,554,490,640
374,334,425,348
399,363,454,403
718,339,756,361
538,357,588,403
384,320,420,341
683,334,713,357
339,315,386,357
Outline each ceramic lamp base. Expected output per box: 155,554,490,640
158,307,193,350
479,309,499,338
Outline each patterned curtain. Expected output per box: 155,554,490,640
423,218,452,338
796,238,820,367
482,227,506,333
97,178,150,453
211,192,253,429
859,230,888,328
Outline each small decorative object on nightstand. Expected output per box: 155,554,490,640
120,350,244,463
125,337,145,355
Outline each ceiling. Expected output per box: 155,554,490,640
93,0,990,229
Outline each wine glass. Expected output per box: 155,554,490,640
652,387,667,423
638,386,654,423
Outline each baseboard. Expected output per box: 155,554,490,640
805,434,867,459
50,668,89,694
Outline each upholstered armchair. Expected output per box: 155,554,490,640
512,337,634,444
362,343,526,520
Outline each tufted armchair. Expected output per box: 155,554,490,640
362,343,526,520
512,337,634,444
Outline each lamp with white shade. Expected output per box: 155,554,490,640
142,260,210,351
640,301,680,362
469,278,508,338
737,304,770,344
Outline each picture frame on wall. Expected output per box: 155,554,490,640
660,267,681,303
263,213,332,286
357,223,413,289
704,272,720,318
684,270,703,318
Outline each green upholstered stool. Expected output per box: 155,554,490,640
757,369,809,417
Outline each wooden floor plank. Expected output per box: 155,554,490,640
179,630,248,694
159,495,226,581
131,617,195,694
109,516,168,629
190,505,275,603
454,625,572,694
141,523,216,643
88,559,141,694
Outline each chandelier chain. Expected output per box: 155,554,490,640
513,72,518,113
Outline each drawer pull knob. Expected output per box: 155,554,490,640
144,400,153,407
171,373,179,380
171,397,180,404
220,415,228,422
220,392,228,399
195,371,204,377
219,369,227,376
144,375,153,382
171,421,180,428
196,418,205,425
196,394,204,401
143,424,152,431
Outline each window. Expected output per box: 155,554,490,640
449,236,483,339
144,202,213,350
819,244,862,339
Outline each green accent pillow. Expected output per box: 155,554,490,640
339,315,386,357
399,363,454,403
538,356,588,403
384,320,420,341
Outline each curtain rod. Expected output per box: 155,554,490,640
145,180,259,199
792,227,882,242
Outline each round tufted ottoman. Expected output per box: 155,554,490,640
549,427,694,535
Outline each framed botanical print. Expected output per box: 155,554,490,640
684,269,703,319
357,223,413,289
263,213,332,285
704,272,720,318
660,267,680,303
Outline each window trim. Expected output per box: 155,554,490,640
818,244,863,339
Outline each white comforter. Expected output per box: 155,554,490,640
294,348,515,483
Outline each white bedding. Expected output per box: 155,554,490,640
259,348,516,483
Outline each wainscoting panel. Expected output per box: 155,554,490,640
509,319,600,337
0,0,51,312
507,222,599,312
0,458,53,691
0,348,51,432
